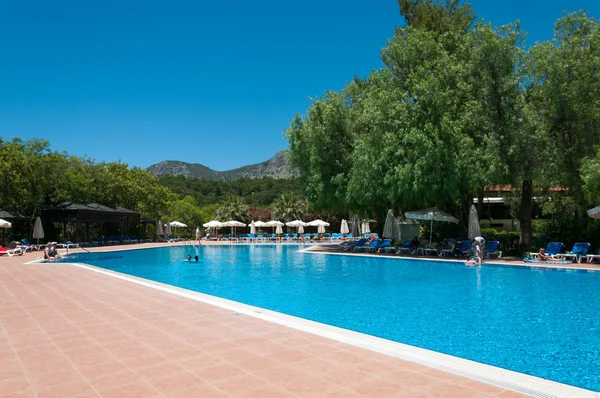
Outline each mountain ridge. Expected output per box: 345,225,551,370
146,150,297,181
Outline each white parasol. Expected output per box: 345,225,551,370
340,219,349,234
0,218,11,246
33,217,45,245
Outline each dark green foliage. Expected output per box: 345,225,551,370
480,228,521,256
158,176,304,207
398,0,476,34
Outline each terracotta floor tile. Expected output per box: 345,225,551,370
349,377,412,398
254,365,314,388
26,368,84,390
193,362,245,382
77,361,132,382
317,366,374,387
0,377,34,398
89,371,147,392
282,377,340,396
97,380,160,398
147,369,205,395
166,383,229,398
230,355,282,374
266,347,309,363
0,358,26,380
210,372,273,396
460,379,509,395
33,376,96,398
423,382,495,398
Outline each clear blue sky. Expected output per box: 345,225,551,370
1,0,599,171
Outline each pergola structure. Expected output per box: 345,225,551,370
0,210,29,246
42,203,140,243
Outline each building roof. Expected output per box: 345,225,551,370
43,203,140,224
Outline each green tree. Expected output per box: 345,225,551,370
270,193,304,222
216,196,248,221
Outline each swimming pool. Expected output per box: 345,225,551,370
59,245,600,391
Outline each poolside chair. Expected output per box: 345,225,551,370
342,238,366,252
21,239,41,251
396,240,412,255
13,240,35,252
586,249,600,264
454,240,472,258
529,242,564,259
437,238,455,257
355,239,380,252
56,241,80,249
0,245,23,256
377,239,393,253
555,242,591,263
483,241,501,259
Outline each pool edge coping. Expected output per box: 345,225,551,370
52,259,598,398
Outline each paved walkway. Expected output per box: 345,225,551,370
1,245,527,397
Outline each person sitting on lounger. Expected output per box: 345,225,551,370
367,234,377,244
536,248,560,261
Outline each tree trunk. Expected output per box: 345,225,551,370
519,179,533,250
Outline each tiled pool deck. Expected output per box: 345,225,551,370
1,242,584,397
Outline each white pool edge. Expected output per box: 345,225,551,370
56,260,597,398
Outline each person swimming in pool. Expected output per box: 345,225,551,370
194,255,199,262
185,254,191,261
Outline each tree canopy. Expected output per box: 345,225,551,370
285,3,600,248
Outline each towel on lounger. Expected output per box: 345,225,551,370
523,258,572,265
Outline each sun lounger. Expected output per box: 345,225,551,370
56,241,80,249
342,238,366,252
555,242,591,263
483,240,501,258
438,238,455,257
586,249,600,264
355,239,381,252
523,258,572,265
377,239,393,253
456,240,472,258
0,245,23,256
529,242,564,259
396,240,412,255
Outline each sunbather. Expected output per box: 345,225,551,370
536,248,561,261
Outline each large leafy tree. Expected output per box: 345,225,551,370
285,91,354,213
527,11,600,203
287,1,526,235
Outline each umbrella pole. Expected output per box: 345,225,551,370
430,219,433,246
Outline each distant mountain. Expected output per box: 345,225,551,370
146,150,297,181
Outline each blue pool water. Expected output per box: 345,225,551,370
59,245,600,391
